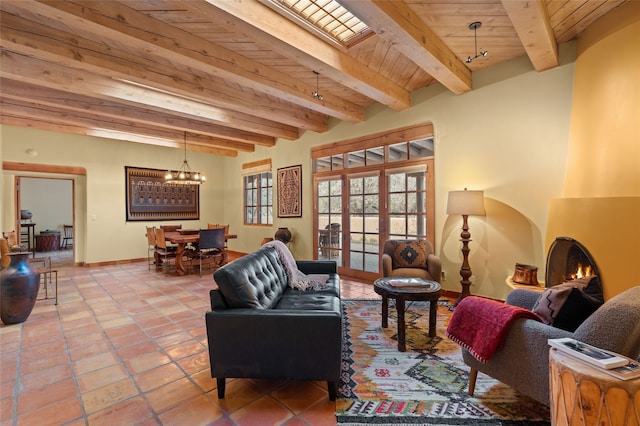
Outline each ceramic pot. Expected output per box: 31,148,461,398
20,210,33,220
274,227,292,244
1,252,41,324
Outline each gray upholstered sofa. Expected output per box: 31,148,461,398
462,285,640,405
205,246,342,400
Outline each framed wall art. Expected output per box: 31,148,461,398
125,166,199,221
277,164,302,218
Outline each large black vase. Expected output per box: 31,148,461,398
274,227,292,244
1,252,41,324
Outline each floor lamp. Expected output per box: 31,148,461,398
447,188,485,306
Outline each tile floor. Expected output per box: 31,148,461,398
0,255,380,426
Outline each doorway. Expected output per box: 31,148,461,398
17,176,74,267
314,160,434,282
312,123,436,281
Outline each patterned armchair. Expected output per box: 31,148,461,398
381,239,441,283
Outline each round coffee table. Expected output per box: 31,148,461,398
373,277,441,352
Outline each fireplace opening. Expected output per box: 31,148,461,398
545,237,600,288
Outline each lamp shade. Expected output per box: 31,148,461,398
447,189,485,216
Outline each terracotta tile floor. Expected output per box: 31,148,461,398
0,256,379,426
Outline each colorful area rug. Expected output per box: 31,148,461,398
337,299,550,425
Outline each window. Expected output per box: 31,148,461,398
312,124,435,280
387,165,428,239
264,0,372,47
243,160,273,225
314,138,433,171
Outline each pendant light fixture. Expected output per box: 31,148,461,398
165,131,205,185
311,70,324,101
466,21,488,64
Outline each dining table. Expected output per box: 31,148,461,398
162,230,237,276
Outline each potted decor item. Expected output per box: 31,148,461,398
1,252,41,324
274,227,292,244
512,263,539,286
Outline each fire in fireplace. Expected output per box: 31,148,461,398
545,237,600,287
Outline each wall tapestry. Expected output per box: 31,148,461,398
277,165,302,218
125,166,199,221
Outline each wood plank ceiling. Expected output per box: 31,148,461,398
0,0,627,157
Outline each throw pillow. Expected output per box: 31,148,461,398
391,240,429,269
532,276,603,332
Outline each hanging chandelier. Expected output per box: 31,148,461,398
165,132,205,185
466,21,488,64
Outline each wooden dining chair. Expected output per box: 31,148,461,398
160,225,181,250
154,227,177,272
62,225,74,249
145,226,156,270
193,228,226,276
3,230,26,252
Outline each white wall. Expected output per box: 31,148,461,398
20,177,73,235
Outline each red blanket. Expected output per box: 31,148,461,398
446,296,541,363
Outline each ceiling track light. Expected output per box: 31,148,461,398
466,21,488,64
312,70,324,101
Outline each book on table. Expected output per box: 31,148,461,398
548,338,640,380
604,357,640,381
386,278,429,288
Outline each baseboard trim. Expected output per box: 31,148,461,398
84,251,248,268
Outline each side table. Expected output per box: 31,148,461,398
373,277,441,352
550,348,640,425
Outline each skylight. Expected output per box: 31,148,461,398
267,0,372,46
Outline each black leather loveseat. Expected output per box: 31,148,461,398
205,246,342,400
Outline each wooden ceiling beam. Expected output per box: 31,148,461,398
0,97,244,156
12,0,361,124
0,10,328,134
501,0,559,71
341,0,471,95
197,0,411,110
0,113,239,157
1,78,274,148
0,51,299,140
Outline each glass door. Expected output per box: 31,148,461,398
316,178,343,265
314,158,433,281
348,173,380,276
386,165,431,242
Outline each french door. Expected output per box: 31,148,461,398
315,160,433,281
348,173,381,275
